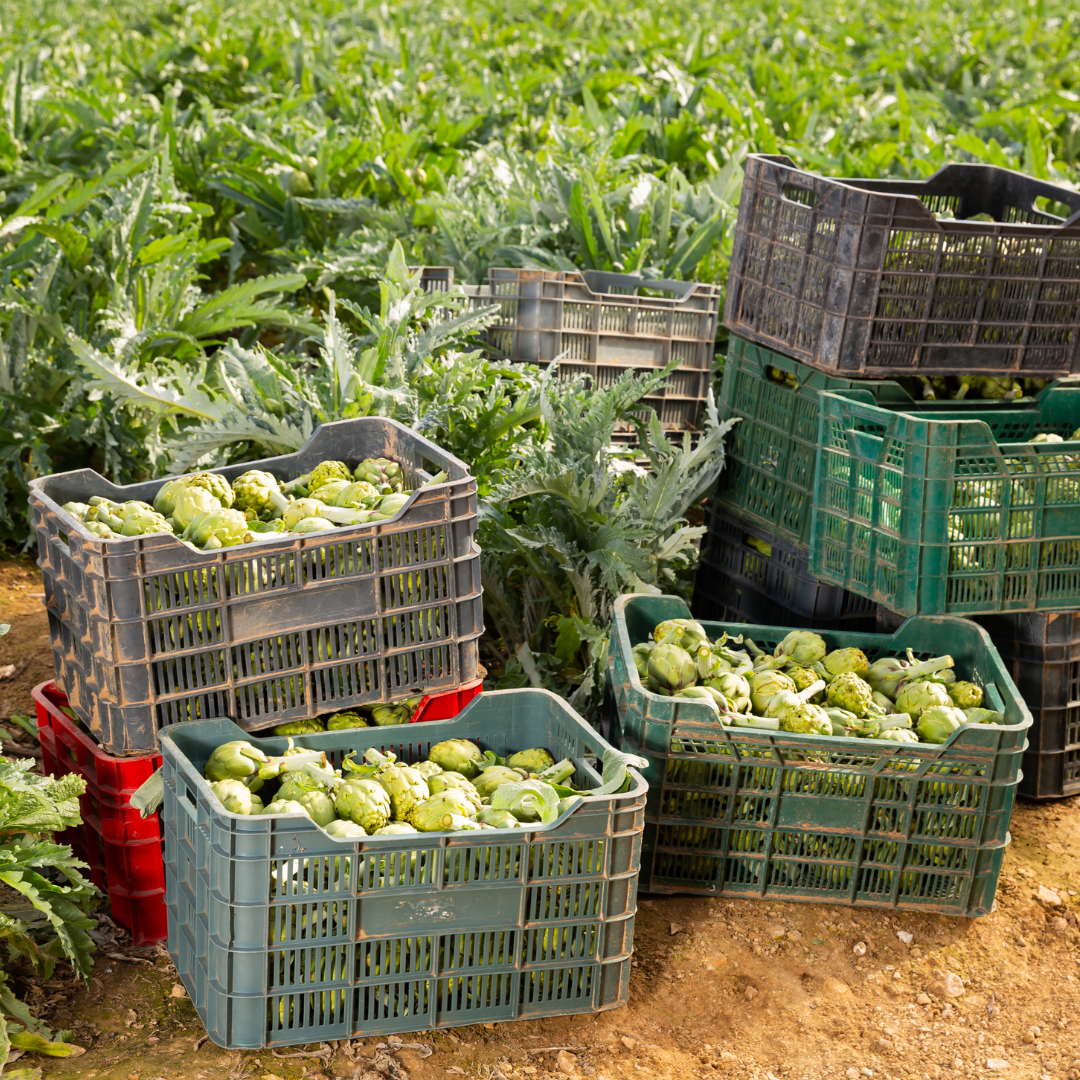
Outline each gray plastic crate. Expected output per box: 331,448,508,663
725,154,1080,378
160,689,646,1048
30,419,482,755
465,268,720,432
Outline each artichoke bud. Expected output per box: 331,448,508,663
964,707,1004,725
822,648,870,678
824,707,859,737
916,705,967,744
409,790,476,831
823,671,875,718
774,629,827,667
675,686,721,715
373,823,418,835
273,718,325,736
647,643,698,693
325,819,367,838
326,710,369,730
260,798,307,816
505,748,555,773
787,666,824,699
153,478,189,517
877,728,920,743
428,739,485,779
84,521,116,538
334,480,380,509
211,778,255,814
749,670,796,714
120,510,174,537
949,681,983,709
232,470,287,520
183,472,235,508
894,680,952,720
707,672,750,713
172,485,224,532
477,807,522,829
309,478,351,503
292,515,337,534
631,642,654,680
335,778,392,832
653,618,709,653
205,740,269,789
473,766,526,800
296,790,337,827
415,760,442,779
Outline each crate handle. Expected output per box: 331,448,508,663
984,682,1007,716
782,184,819,209
843,427,884,461
580,269,703,300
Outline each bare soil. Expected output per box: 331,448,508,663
1,559,1078,1080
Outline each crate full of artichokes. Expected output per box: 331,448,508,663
159,689,647,1048
28,418,483,755
608,593,1031,916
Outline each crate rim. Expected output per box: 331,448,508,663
158,687,648,841
612,592,1033,744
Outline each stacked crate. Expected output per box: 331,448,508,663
698,152,1080,800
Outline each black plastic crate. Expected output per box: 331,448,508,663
725,154,1080,378
974,611,1080,800
693,503,880,631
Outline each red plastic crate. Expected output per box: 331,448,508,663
410,678,482,722
32,681,166,945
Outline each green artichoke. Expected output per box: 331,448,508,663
354,457,405,493
153,478,189,517
763,680,831,735
333,480,381,509
84,521,117,538
335,778,392,832
408,790,476,831
426,772,483,813
824,708,859,736
296,790,337,827
292,516,336,534
373,823,418,835
274,718,325,736
375,762,430,820
822,648,870,679
183,472,235,508
749,670,796,714
205,740,269,791
867,652,954,699
297,460,353,493
211,778,258,814
325,819,367,838
428,739,485,779
825,672,875,718
182,508,252,550
414,760,442,779
648,643,698,694
506,748,555,774
282,498,374,530
325,710,369,730
473,766,527,800
477,807,522,829
964,707,1004,725
949,681,983,709
370,698,421,726
120,510,174,537
631,642,653,680
653,618,710,653
773,630,827,668
172,485,224,532
61,501,90,520
894,680,952,721
707,672,750,713
309,478,351,504
916,705,968,744
232,470,287,520
374,492,411,518
260,799,308,815
787,666,824,699
877,728,920,743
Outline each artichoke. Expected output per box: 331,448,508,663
295,790,337,827
428,739,485,779
333,480,381,509
182,508,252,550
282,498,375,530
61,501,90,519
653,618,710,653
153,478,189,517
274,718,325,736
354,457,405,493
293,516,337,534
374,493,411,518
822,648,870,679
749,670,796,714
183,472,235,508
506,748,555,774
370,699,421,726
949,681,983,709
325,710,369,730
232,470,287,520
763,680,831,735
473,766,527,800
869,651,954,699
172,485,224,532
286,460,352,494
477,807,522,829
825,672,875,718
877,728,920,743
787,666,824,699
260,799,308,815
631,642,653,680
335,778,392,832
824,708,859,736
409,790,477,831
773,630,827,668
647,643,698,694
426,773,483,813
916,705,968,744
373,823,418,836
374,762,430,820
964,707,1004,725
120,510,174,537
309,478,351,503
325,819,367,838
205,740,269,791
211,778,258,814
894,680,952,721
84,521,117,538
707,672,750,713
676,686,723,717
414,760,442,779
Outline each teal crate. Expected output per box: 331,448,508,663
811,383,1080,615
609,594,1030,916
160,689,646,1049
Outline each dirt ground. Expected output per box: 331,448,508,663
1,557,1078,1080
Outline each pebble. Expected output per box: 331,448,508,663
853,942,867,956
985,1060,1010,1072
930,969,965,997
556,1050,578,1075
788,929,803,941
621,1037,636,1051
824,977,850,994
847,1070,859,1079
169,984,187,998
896,930,914,946
952,1059,963,1071
745,986,758,1000
1036,884,1061,906
1051,916,1069,933
670,922,684,935
704,953,729,970
1023,1027,1040,1043
916,993,932,1005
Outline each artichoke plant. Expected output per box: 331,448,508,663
647,643,698,694
916,705,968,744
408,790,476,831
894,680,952,720
335,778,392,832
428,739,485,779
749,670,796,714
824,672,875,718
232,470,288,520
274,718,325,736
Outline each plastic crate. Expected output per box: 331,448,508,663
32,681,167,945
694,503,880,631
609,594,1030,915
810,382,1080,615
465,268,720,432
160,690,646,1049
725,153,1080,378
975,611,1080,800
29,418,483,755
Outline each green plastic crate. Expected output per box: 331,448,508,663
811,383,1080,615
160,690,646,1049
609,594,1030,916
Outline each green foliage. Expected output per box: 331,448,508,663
0,758,97,1066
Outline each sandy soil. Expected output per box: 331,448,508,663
1,559,1078,1080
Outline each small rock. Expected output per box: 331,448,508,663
704,953,728,970
1036,885,1061,906
556,1050,578,1075
720,1051,739,1063
670,922,684,935
483,1022,495,1030
169,984,187,999
1023,1027,1040,1044
861,1070,873,1078
930,969,964,997
853,941,867,956
952,1059,963,1071
770,924,787,938
847,1070,860,1080
896,930,914,946
1046,841,1064,855
870,1038,892,1052
1051,916,1069,933
916,992,931,1005
745,986,758,1000
124,1009,138,1028
892,971,901,981
985,1060,1009,1072
824,977,850,994
621,1037,636,1051
788,929,803,941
